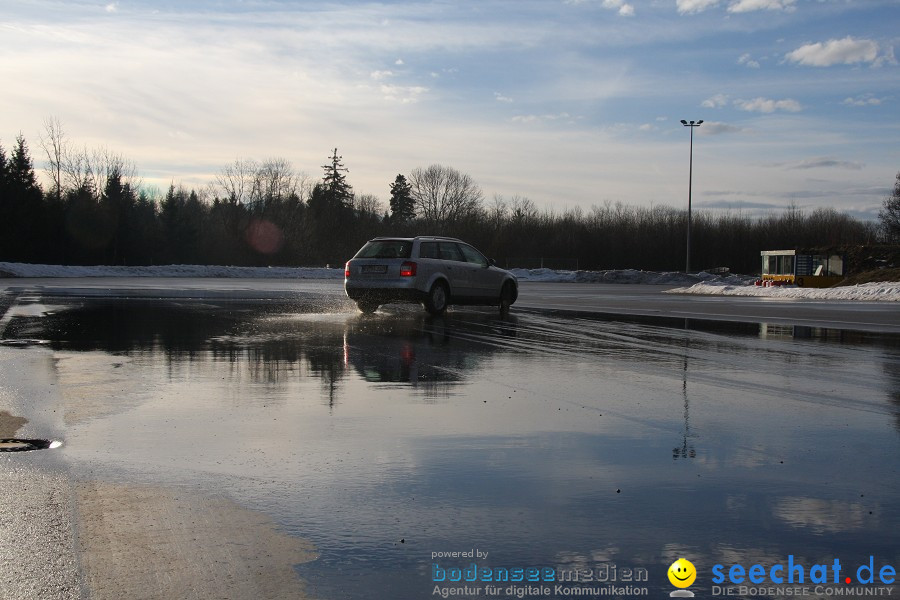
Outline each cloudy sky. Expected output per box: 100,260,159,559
2,0,897,218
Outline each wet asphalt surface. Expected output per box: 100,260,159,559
0,279,899,599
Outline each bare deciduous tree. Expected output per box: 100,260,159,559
488,194,508,230
214,158,259,205
356,193,383,217
62,144,139,199
251,158,308,207
38,116,68,201
408,164,483,229
509,195,537,225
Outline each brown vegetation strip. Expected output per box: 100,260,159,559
77,481,316,600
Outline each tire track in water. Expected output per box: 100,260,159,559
429,310,900,419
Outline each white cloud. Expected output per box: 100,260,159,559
596,0,635,16
701,93,730,108
700,121,744,135
511,113,573,124
105,2,118,12
737,53,760,68
370,70,393,80
638,123,655,131
680,0,794,14
877,45,898,67
734,97,802,113
380,84,428,104
785,37,880,67
395,59,404,66
785,156,864,170
430,67,458,80
494,92,513,103
728,0,795,13
842,95,883,107
697,199,779,210
677,0,719,14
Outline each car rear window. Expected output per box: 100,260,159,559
355,240,412,259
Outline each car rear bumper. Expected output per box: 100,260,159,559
345,280,426,304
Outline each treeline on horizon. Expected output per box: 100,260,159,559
0,124,884,275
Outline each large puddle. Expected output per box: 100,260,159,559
3,297,900,599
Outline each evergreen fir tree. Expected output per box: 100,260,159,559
389,174,415,223
0,142,8,191
306,149,356,264
102,168,138,264
1,135,44,261
0,142,10,259
879,172,900,241
321,148,353,211
9,134,41,196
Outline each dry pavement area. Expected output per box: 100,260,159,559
0,335,317,600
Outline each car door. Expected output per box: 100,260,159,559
456,243,498,299
437,241,474,297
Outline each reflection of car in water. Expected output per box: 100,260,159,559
344,236,518,315
342,312,518,393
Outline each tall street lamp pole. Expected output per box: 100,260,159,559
680,119,702,273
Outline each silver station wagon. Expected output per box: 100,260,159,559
344,236,518,314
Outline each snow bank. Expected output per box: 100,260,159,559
668,280,900,302
509,268,578,282
0,262,344,279
510,267,754,286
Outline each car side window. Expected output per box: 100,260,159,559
458,244,488,267
437,242,465,262
419,242,438,259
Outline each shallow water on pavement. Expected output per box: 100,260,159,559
3,296,900,599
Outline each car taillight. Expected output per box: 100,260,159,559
400,261,417,277
344,261,351,277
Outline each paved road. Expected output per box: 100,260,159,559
0,278,898,599
516,282,900,332
3,277,895,332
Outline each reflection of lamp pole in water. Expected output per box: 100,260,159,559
680,120,702,274
674,321,696,459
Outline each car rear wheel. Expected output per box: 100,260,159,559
424,281,449,315
357,301,379,314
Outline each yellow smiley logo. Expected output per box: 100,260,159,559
668,558,697,588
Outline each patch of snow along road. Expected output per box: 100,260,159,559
668,280,900,302
0,262,344,279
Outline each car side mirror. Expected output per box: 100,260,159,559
489,258,496,267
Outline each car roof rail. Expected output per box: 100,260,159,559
366,235,463,242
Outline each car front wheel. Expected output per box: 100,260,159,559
499,281,516,314
424,281,449,315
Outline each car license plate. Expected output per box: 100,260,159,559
362,265,387,274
